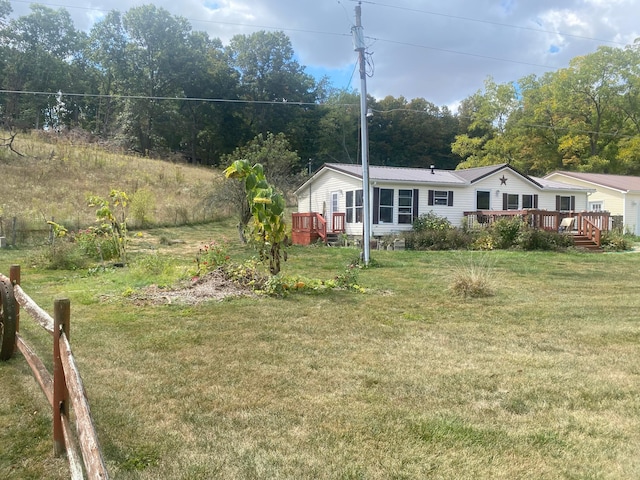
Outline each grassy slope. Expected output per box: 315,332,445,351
1,222,640,479
0,132,225,232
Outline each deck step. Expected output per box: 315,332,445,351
571,234,603,252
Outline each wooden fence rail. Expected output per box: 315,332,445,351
0,265,109,480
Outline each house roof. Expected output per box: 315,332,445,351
324,163,466,185
294,163,592,196
545,171,640,193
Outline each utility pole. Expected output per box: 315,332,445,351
352,2,371,266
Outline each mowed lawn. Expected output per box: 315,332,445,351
1,225,639,479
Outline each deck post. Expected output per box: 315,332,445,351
53,298,70,457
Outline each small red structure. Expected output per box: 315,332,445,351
291,212,345,245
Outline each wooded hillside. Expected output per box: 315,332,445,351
1,1,640,175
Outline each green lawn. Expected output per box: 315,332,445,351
1,226,639,479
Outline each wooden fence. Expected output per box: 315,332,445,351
0,265,109,480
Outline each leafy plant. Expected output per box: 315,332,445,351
87,190,129,265
194,238,231,275
224,160,287,275
601,230,634,251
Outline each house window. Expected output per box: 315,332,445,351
379,188,394,223
428,190,454,207
507,194,519,210
398,189,414,224
521,194,538,209
556,195,575,212
589,201,603,212
477,191,490,210
346,189,363,223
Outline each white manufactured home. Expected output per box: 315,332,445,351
292,163,594,244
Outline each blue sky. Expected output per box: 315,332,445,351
7,0,640,109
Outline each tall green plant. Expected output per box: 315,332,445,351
224,160,286,275
87,189,129,265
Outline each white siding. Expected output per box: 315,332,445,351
298,167,592,238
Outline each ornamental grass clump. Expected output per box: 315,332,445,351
449,254,495,298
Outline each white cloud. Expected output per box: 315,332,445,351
7,0,640,106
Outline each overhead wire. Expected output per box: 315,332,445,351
348,0,629,47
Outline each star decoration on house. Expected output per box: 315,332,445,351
499,175,508,185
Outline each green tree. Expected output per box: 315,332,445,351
226,31,321,166
3,4,82,129
119,5,194,155
452,77,521,170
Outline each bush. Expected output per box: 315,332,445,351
412,211,453,232
42,241,89,270
515,227,574,251
73,227,120,262
491,217,525,249
405,228,473,251
405,211,473,250
130,188,156,228
601,230,634,251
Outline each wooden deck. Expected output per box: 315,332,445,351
291,213,345,245
463,209,610,248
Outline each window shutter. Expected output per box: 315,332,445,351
534,194,538,209
428,189,434,206
373,187,380,224
555,195,561,211
413,189,419,220
503,193,508,210
570,196,575,211
447,191,454,207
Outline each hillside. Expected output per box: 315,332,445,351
0,131,227,236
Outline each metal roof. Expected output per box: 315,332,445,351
295,163,592,195
545,171,640,193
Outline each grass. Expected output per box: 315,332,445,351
0,131,226,233
1,223,640,479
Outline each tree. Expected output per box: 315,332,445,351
226,31,321,167
452,77,520,170
119,5,195,155
2,4,82,129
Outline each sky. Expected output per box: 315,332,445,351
7,0,640,110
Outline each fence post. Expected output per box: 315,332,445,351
12,217,16,246
9,265,20,334
53,298,70,457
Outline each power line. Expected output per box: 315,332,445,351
349,0,629,47
0,88,360,108
368,36,556,70
5,0,589,73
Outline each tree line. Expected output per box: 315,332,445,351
1,2,639,176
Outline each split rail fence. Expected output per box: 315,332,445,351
0,265,109,480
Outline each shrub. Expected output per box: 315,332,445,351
42,240,89,270
405,228,473,251
515,227,574,251
412,211,452,232
130,188,156,228
73,227,120,262
491,217,525,249
405,211,473,251
194,238,231,275
601,230,634,251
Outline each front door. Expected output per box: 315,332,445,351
329,192,339,232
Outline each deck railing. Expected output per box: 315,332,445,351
463,209,610,233
291,212,345,244
0,265,109,480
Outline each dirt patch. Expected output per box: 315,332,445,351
129,270,257,305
